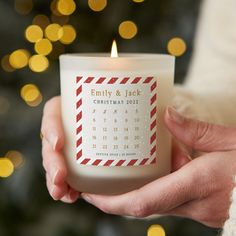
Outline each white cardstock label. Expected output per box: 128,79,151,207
76,75,157,166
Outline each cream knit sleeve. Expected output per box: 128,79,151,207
174,0,236,127
174,0,236,235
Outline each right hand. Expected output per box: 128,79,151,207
41,96,79,203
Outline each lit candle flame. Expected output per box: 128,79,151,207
111,40,118,58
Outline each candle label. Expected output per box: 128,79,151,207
76,75,157,166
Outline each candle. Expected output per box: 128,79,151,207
59,42,175,195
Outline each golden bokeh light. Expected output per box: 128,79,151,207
23,86,40,102
88,0,107,12
9,49,30,69
32,15,50,30
6,151,24,169
57,0,76,16
21,84,38,100
167,37,187,57
60,25,77,44
45,24,63,42
147,225,165,236
29,55,49,72
51,0,62,16
35,39,53,55
20,84,43,107
1,55,15,72
133,0,145,2
51,14,69,25
0,158,14,178
26,93,43,107
14,0,33,15
119,20,138,39
25,25,43,43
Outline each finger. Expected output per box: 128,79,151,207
41,96,64,151
81,163,196,217
165,199,201,219
42,139,67,185
46,173,68,200
171,140,191,172
60,188,80,203
165,199,227,228
164,107,236,152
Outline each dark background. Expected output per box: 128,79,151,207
0,0,220,235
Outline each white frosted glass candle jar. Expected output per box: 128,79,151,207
60,54,175,195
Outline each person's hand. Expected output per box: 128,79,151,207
81,107,236,228
41,96,80,203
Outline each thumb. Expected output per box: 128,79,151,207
164,107,236,152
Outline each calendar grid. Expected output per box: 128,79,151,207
76,75,157,166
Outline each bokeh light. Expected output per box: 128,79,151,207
26,93,43,107
35,39,53,55
32,15,50,30
133,0,145,2
14,0,33,15
0,96,10,116
0,158,14,178
1,55,15,72
60,25,77,44
25,25,43,43
51,0,62,16
88,0,107,12
9,49,30,69
147,225,165,236
57,0,76,16
21,84,39,102
29,55,49,73
45,23,63,42
51,14,69,25
6,151,24,169
20,84,43,107
119,20,138,39
167,37,187,57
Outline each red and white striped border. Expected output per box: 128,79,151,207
76,76,157,166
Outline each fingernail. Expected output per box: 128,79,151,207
167,107,185,125
48,133,58,151
51,186,59,201
52,169,60,185
81,194,92,203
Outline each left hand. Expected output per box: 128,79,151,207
81,107,236,228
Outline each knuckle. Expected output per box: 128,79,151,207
192,121,212,149
131,195,150,218
133,203,149,218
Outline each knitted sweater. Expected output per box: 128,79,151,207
175,0,236,234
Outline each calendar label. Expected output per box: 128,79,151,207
76,76,157,166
